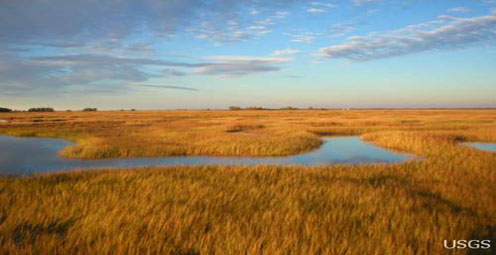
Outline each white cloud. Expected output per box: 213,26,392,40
304,1,336,13
306,8,327,13
272,48,301,55
285,32,321,43
250,9,260,15
447,7,470,13
320,15,496,61
353,0,380,6
309,2,337,8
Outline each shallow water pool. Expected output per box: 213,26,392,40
464,142,496,153
0,135,413,175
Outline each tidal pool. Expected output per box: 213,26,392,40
464,142,496,153
0,135,413,175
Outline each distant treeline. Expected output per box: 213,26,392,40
229,106,265,110
28,107,55,112
1,107,99,112
0,107,12,113
228,106,325,110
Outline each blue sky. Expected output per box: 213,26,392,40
1,0,495,109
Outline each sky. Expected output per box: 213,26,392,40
1,0,496,110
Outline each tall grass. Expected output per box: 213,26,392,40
1,160,495,254
0,109,494,159
0,110,495,254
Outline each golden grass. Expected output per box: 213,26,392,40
0,109,495,159
0,109,496,254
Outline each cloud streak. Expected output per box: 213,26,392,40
140,84,198,91
195,56,292,77
31,55,209,68
0,52,292,95
27,54,210,86
272,48,301,56
305,8,327,13
320,15,496,61
447,7,470,13
353,0,380,6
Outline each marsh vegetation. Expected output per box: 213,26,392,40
0,109,495,254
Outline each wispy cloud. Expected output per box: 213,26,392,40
272,48,301,56
27,54,292,82
320,15,496,61
309,1,337,8
0,54,198,95
250,9,261,15
353,0,380,6
287,75,303,78
447,7,470,13
140,84,198,91
0,51,295,96
284,32,321,43
327,23,355,38
190,19,271,43
31,54,208,68
26,54,205,85
187,10,290,43
304,1,336,13
195,56,292,77
160,69,188,77
0,0,300,49
305,8,327,13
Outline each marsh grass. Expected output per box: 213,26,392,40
225,123,265,133
0,109,495,159
0,110,496,254
1,160,495,254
